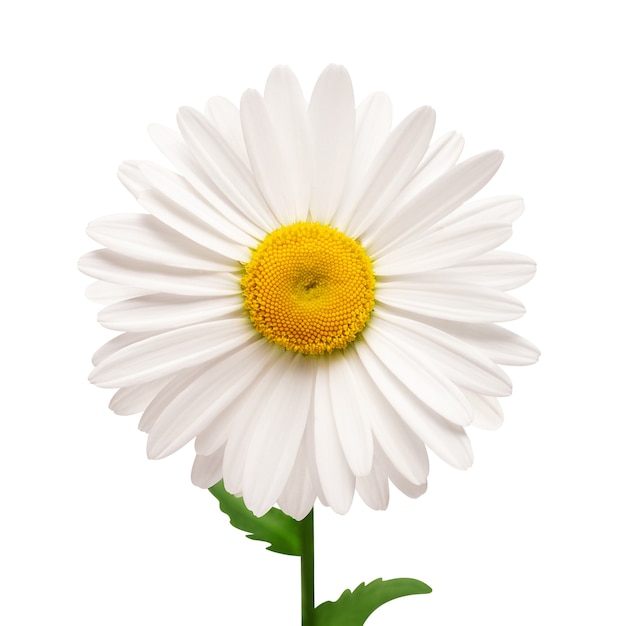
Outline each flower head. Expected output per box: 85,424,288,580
80,65,538,519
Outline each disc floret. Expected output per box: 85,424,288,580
242,222,376,355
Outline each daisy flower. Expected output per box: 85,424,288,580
80,65,538,520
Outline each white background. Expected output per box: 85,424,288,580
2,1,624,624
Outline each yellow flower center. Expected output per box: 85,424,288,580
241,222,376,355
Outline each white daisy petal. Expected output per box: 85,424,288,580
373,440,427,498
423,319,541,366
222,411,257,498
145,339,277,459
204,96,248,163
303,415,328,508
355,340,474,469
83,65,536,516
381,132,465,222
195,414,242,480
136,190,249,261
191,447,225,488
374,221,512,275
91,331,154,367
147,123,266,239
308,64,355,223
383,457,429,499
222,353,296,498
79,250,239,297
464,391,504,430
85,280,152,305
364,317,473,425
328,351,374,476
90,317,255,388
377,279,525,323
137,161,255,249
120,160,253,260
374,310,512,397
240,88,301,224
117,160,151,198
190,346,288,460
424,251,537,291
411,131,465,188
277,438,316,521
193,411,232,457
313,359,355,513
87,213,235,271
242,355,315,517
263,65,313,222
355,460,390,511
346,106,436,239
98,294,242,332
395,481,428,499
375,422,430,487
355,92,392,149
432,195,525,231
139,365,207,434
332,91,392,231
347,351,429,484
367,150,504,254
176,106,276,230
109,375,174,416
194,370,265,455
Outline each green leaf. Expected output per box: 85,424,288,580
313,578,432,625
208,481,303,556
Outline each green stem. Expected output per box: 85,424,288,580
301,508,315,626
